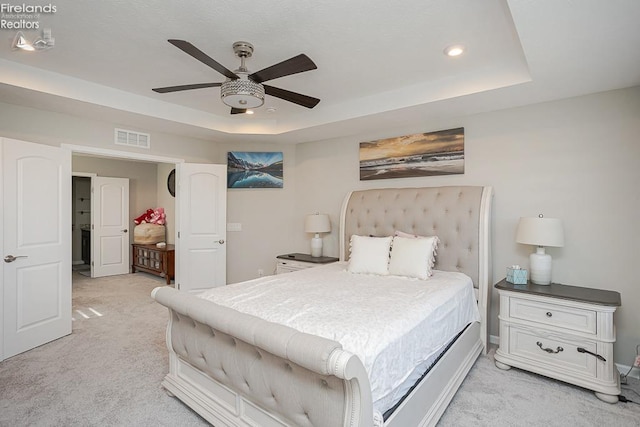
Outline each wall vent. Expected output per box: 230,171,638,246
114,128,150,149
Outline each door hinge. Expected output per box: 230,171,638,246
177,231,180,238
91,261,94,266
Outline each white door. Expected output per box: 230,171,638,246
176,163,227,293
1,137,71,360
92,177,130,278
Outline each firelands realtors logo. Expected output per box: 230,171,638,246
1,3,56,29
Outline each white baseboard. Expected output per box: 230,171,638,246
72,260,84,265
489,334,500,346
491,334,640,380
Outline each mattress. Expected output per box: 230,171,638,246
197,261,480,415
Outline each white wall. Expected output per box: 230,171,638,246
292,86,640,364
213,142,298,284
0,101,219,163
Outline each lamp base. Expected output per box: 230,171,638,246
530,247,552,285
310,234,323,257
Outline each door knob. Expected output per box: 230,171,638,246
218,239,225,244
4,255,28,263
122,229,128,233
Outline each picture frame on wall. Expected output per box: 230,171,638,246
359,127,464,180
227,151,283,188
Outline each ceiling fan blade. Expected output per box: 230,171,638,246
249,54,317,83
230,108,247,115
168,39,239,79
263,85,320,108
152,82,222,93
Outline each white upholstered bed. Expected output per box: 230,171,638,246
152,185,493,426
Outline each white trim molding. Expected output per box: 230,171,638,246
489,334,500,346
62,143,184,164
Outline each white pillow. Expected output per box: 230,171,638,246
394,231,439,271
348,235,393,275
388,235,439,280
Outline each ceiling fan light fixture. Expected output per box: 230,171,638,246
153,39,319,113
220,76,265,109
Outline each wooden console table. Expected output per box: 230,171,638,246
131,243,175,284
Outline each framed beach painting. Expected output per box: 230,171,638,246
359,127,464,180
227,151,283,188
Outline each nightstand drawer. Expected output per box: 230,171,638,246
509,326,597,378
276,259,313,272
510,297,597,335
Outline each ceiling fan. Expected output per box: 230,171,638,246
152,40,320,114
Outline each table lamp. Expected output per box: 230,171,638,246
516,214,564,285
305,213,331,257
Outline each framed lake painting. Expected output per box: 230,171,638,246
359,127,464,180
227,151,283,188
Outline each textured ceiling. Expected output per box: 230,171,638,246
0,0,639,144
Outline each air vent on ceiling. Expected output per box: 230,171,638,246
114,128,150,149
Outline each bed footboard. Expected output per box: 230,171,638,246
152,286,373,427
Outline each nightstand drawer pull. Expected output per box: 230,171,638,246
577,347,606,362
537,341,563,354
546,311,552,317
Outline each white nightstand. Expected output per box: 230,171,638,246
494,279,621,403
276,253,339,274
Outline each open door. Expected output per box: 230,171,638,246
176,163,227,293
92,177,130,278
1,137,71,360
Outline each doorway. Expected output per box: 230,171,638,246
71,176,92,277
71,155,175,281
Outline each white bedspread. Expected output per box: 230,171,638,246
197,262,480,414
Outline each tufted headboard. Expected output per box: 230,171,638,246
339,186,493,289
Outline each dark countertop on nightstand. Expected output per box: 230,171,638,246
277,253,339,264
495,278,621,306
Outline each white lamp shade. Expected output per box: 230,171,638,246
516,216,564,247
305,214,331,233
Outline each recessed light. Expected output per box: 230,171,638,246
444,44,465,57
245,110,254,115
266,107,277,113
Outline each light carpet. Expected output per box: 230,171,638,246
0,272,638,426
